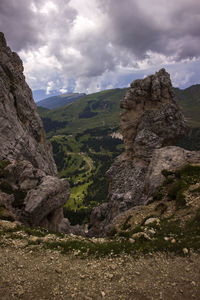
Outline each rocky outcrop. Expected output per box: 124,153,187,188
0,33,56,175
120,68,188,161
145,146,200,199
89,69,200,236
0,32,78,233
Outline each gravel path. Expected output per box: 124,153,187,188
0,245,200,300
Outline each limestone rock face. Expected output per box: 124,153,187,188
0,32,75,233
145,146,200,198
120,68,188,161
0,32,56,175
89,69,200,237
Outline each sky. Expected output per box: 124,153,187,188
1,0,200,98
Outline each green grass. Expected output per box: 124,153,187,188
174,85,200,127
0,205,15,222
37,86,200,224
49,128,124,215
115,213,200,257
38,88,127,136
1,208,200,258
153,164,200,209
38,87,200,138
122,215,132,230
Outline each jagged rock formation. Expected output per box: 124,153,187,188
0,32,80,233
120,69,188,161
0,33,56,175
90,69,200,236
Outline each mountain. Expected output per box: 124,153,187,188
37,92,86,109
38,88,128,135
1,31,200,292
37,89,127,223
174,84,200,127
38,86,200,135
89,69,199,236
33,89,61,102
1,32,200,299
37,83,200,225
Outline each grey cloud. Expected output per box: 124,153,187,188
103,0,163,58
0,0,41,50
98,0,200,62
1,0,200,93
0,0,77,51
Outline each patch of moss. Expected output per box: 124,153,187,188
108,227,117,238
175,191,186,209
43,239,135,258
0,205,15,222
117,225,144,238
154,202,167,214
24,226,52,238
1,211,200,258
161,169,174,177
122,215,132,230
168,165,200,208
191,186,200,195
152,186,163,201
153,164,200,209
0,160,10,179
0,161,10,170
186,209,200,229
175,164,200,183
43,215,200,257
141,215,158,226
0,182,14,194
167,181,184,200
163,177,174,185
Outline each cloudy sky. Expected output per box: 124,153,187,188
1,0,200,98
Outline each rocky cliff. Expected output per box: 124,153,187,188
120,69,188,161
0,32,75,233
90,69,200,236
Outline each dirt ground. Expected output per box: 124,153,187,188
0,243,200,300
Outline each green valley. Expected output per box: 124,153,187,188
37,85,200,224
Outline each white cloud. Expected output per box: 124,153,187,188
2,0,200,95
40,1,58,14
60,88,68,94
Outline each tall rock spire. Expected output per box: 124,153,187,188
89,69,199,237
120,68,188,161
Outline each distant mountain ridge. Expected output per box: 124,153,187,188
37,92,86,109
37,80,200,225
38,84,200,136
33,89,60,102
174,84,200,127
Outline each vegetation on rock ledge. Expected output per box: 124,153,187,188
153,164,200,209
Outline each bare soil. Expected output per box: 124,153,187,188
0,243,200,300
